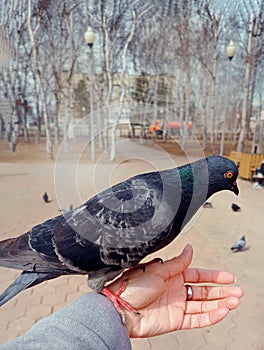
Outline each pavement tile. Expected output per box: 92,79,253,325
0,303,26,321
31,281,56,297
42,291,66,306
0,313,9,330
55,282,78,295
25,304,52,321
174,329,207,349
0,268,20,283
78,282,92,293
47,275,68,287
149,333,181,349
0,330,19,344
7,316,35,335
196,320,235,349
131,338,152,349
65,291,84,303
67,275,86,284
51,302,69,313
15,291,41,308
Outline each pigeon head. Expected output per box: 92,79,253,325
205,156,239,197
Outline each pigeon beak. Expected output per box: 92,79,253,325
231,181,239,196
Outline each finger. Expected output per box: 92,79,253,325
181,308,230,329
190,285,244,301
184,268,235,284
145,244,193,278
185,296,241,314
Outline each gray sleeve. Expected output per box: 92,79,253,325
0,292,132,350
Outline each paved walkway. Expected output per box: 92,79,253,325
0,139,263,349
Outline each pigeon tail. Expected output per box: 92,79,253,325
0,271,61,306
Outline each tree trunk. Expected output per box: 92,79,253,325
201,77,208,150
209,25,218,154
28,0,53,159
237,14,254,153
110,9,136,161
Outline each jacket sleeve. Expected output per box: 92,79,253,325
0,292,131,350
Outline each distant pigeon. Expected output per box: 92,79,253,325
230,235,246,251
0,156,239,307
203,201,213,208
43,192,49,203
231,203,241,212
59,204,73,214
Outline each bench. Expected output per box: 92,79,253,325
226,151,242,167
238,153,264,180
250,154,264,181
225,152,264,180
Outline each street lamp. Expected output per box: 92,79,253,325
226,40,236,61
220,40,236,156
84,26,95,161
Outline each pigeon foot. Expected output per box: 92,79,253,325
101,280,140,324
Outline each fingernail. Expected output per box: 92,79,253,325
184,244,192,253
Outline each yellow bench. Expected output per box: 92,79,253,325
226,151,242,167
239,153,264,180
225,152,264,180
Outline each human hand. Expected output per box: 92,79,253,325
109,244,243,338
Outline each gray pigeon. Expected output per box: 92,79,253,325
0,156,239,306
230,235,246,251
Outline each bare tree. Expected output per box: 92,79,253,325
236,0,264,152
27,0,54,159
0,1,26,151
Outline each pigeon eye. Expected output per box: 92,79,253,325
225,171,234,179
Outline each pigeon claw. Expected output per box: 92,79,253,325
101,281,140,324
128,257,164,273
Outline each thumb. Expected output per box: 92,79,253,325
166,244,193,277
146,244,193,279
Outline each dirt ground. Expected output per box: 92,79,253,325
0,134,255,164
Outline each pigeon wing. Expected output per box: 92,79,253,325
52,171,180,272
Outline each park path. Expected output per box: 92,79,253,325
0,139,263,349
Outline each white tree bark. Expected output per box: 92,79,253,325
209,15,219,154
27,0,53,159
109,4,154,161
237,14,254,153
63,4,78,153
109,9,137,161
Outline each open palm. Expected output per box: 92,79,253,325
109,245,243,338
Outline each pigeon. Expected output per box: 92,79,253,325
231,203,241,212
59,204,73,214
230,235,246,251
203,201,213,208
43,192,49,203
0,156,239,308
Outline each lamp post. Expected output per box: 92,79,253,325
84,26,95,161
220,40,236,156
